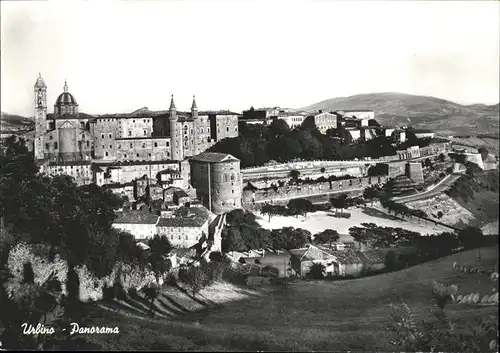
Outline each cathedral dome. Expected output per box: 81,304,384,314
56,92,78,105
54,81,79,116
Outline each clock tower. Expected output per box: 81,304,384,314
34,73,47,160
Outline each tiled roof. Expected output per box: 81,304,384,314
92,160,180,167
46,112,94,120
173,190,189,198
47,160,93,166
104,182,134,188
358,249,386,264
320,248,365,265
114,210,159,224
157,207,209,228
199,110,241,116
190,152,239,163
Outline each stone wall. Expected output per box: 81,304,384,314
242,175,388,206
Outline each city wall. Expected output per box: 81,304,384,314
241,143,450,182
242,175,388,206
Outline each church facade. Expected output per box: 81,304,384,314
29,74,239,168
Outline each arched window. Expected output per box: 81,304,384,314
183,125,188,135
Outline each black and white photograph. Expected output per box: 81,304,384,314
0,0,499,351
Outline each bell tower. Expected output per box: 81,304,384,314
34,73,47,160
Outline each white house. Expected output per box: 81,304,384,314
112,210,160,240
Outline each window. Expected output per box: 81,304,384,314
223,174,229,182
226,127,229,132
142,143,146,148
232,189,234,194
154,142,158,147
130,143,133,148
234,127,237,131
231,174,235,181
54,142,58,149
109,145,112,149
118,144,121,149
184,125,188,135
133,120,135,123
86,141,90,147
136,153,139,157
101,145,105,149
148,153,151,157
167,152,170,157
49,135,53,140
109,134,112,138
144,130,147,136
105,152,108,157
166,141,170,147
128,131,132,136
124,154,127,158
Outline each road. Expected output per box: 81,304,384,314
392,173,462,203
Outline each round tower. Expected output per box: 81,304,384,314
210,157,242,214
34,73,47,160
169,95,182,160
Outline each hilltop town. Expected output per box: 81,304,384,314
0,75,498,351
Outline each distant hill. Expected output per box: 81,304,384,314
0,112,34,133
298,92,499,136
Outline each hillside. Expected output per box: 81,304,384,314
0,112,34,133
444,170,500,228
77,247,498,351
299,93,499,136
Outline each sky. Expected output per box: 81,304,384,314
1,0,499,117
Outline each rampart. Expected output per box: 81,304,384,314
241,142,450,182
242,175,388,206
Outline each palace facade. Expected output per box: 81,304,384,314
29,74,239,166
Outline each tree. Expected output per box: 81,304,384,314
458,226,484,260
363,185,380,206
330,194,348,212
209,251,224,263
478,147,489,161
287,198,314,216
289,169,301,181
314,229,340,248
384,250,399,271
185,266,206,298
309,263,326,279
438,153,446,163
261,203,273,222
142,283,160,316
349,226,370,250
437,211,443,219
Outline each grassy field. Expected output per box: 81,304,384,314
76,246,498,351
